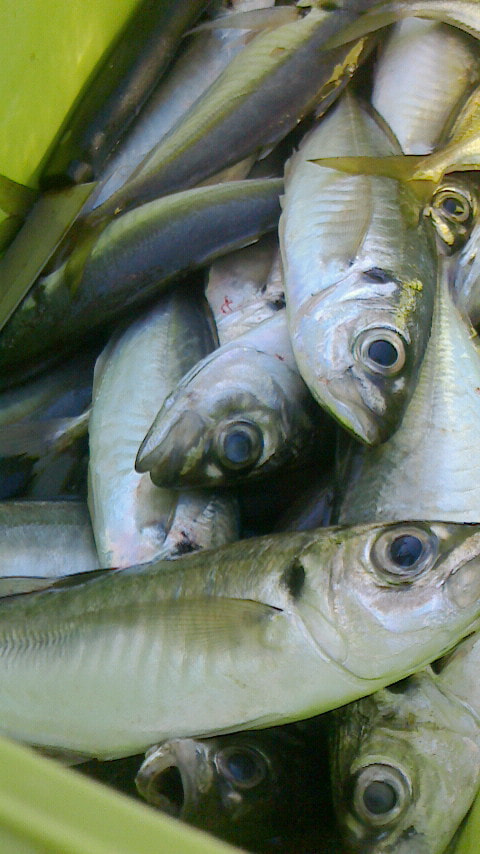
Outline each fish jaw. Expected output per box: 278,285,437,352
287,267,428,445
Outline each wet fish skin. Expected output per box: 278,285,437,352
280,93,436,445
331,639,480,854
87,0,276,212
88,288,239,567
41,0,209,186
0,520,480,758
372,18,480,155
135,721,326,848
0,500,98,577
135,311,327,488
338,255,480,524
0,178,282,390
86,1,377,221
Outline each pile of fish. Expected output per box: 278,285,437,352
4,0,480,851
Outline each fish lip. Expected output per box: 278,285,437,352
135,410,208,483
315,376,383,445
135,746,187,817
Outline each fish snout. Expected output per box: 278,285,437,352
136,410,208,487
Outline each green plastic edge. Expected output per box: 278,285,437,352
0,735,243,854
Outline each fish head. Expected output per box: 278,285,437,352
135,731,306,846
424,175,479,255
289,261,433,445
136,349,317,487
289,522,480,681
331,676,480,853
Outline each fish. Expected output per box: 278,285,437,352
135,311,329,488
205,233,283,346
40,0,209,186
86,0,276,212
0,500,98,577
135,720,328,849
88,288,239,567
0,520,479,758
455,217,480,326
0,177,282,390
310,60,480,201
279,92,436,444
85,0,377,221
371,18,480,155
331,629,480,853
338,255,480,524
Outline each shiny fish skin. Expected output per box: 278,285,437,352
0,501,98,577
205,233,283,345
332,630,480,854
86,0,275,212
135,311,325,488
280,92,436,444
339,255,480,524
87,1,376,220
0,178,282,390
88,289,238,567
372,18,480,154
0,521,479,758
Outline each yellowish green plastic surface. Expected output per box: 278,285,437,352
0,735,242,854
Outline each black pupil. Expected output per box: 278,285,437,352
367,339,398,367
223,429,253,464
389,535,423,568
226,751,258,784
363,780,397,815
442,196,462,216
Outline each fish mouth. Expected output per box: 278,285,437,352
136,410,208,486
135,748,186,816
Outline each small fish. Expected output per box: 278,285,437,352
331,629,480,853
0,520,479,758
135,311,328,488
86,0,376,220
371,18,480,155
86,0,276,212
41,0,209,185
280,92,436,444
135,720,327,849
88,288,238,567
338,255,480,523
0,177,282,390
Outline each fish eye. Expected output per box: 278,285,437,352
354,328,406,377
215,420,263,471
426,184,477,252
216,746,268,789
372,525,438,582
433,187,475,224
352,764,411,827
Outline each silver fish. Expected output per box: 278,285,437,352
0,500,98,577
332,629,480,853
372,18,480,155
279,92,436,445
136,311,326,488
135,720,326,848
88,288,238,567
0,521,479,758
339,255,480,524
